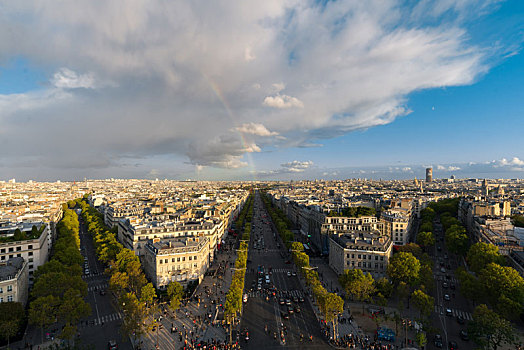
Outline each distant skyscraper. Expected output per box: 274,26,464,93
426,168,433,182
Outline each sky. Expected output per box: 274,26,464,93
0,0,523,182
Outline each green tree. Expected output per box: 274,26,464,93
0,302,25,348
387,252,421,286
416,231,435,249
140,283,157,310
478,263,524,309
415,332,427,349
456,267,482,304
120,292,147,343
58,289,91,342
445,224,469,256
374,277,393,299
411,289,434,319
29,295,59,344
167,281,184,317
469,304,515,350
339,269,375,304
466,242,504,273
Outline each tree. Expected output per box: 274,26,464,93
411,289,434,319
445,224,469,256
415,332,427,349
387,252,421,286
374,277,393,299
0,302,25,347
416,231,435,249
58,289,91,342
469,304,515,350
140,283,157,310
396,243,422,258
167,281,184,317
120,292,147,343
29,295,59,344
455,267,482,304
478,263,524,309
466,242,504,273
339,269,375,304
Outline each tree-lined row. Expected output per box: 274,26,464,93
29,204,91,344
78,199,157,342
259,193,344,337
224,193,253,320
259,191,294,247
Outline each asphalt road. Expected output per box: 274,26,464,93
427,218,473,350
240,191,330,349
77,215,133,350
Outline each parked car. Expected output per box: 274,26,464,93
108,340,118,350
444,294,450,301
446,308,452,316
460,330,469,341
449,341,458,350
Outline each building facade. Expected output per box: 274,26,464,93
0,257,29,306
329,232,393,277
142,236,210,288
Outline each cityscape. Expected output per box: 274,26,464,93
1,1,524,350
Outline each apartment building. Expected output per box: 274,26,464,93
381,209,412,245
105,203,147,228
0,223,50,285
0,257,29,306
118,216,220,260
329,231,393,277
142,236,210,288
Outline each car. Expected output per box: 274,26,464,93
457,315,465,324
285,299,291,306
279,298,285,305
442,282,448,288
449,341,458,350
460,330,469,341
281,312,289,320
287,306,294,314
294,306,301,313
299,296,305,303
100,289,106,296
440,267,446,273
444,294,450,301
293,296,298,303
85,269,90,275
257,284,262,290
108,340,118,350
243,294,248,303
450,283,456,290
446,308,452,316
434,334,443,348
287,271,291,277
292,271,297,276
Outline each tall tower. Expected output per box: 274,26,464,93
425,168,433,182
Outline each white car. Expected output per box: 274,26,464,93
287,271,291,277
243,294,248,303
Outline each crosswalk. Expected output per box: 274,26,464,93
434,306,472,320
88,283,108,292
435,275,459,284
82,272,103,279
272,268,293,274
93,313,122,325
247,289,304,298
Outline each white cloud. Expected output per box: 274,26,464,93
51,68,97,89
0,0,511,178
402,167,412,172
244,47,256,62
234,123,278,136
448,166,461,171
263,94,304,109
281,160,314,171
498,157,524,167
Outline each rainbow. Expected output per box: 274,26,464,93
202,72,257,180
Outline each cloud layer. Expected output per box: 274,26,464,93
0,0,511,179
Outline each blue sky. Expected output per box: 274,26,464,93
0,0,522,181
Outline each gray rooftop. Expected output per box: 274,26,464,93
0,257,25,281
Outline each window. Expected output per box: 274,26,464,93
29,258,33,262
351,254,354,259
182,257,185,261
0,256,4,261
29,265,33,270
28,252,33,256
165,259,168,264
0,249,4,253
189,256,192,261
8,248,13,253
172,258,175,263
0,297,3,303
16,246,21,251
0,287,3,293
159,260,163,264
7,296,12,302
7,286,12,292
17,254,21,257
194,256,197,261
358,254,361,259
28,245,33,249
